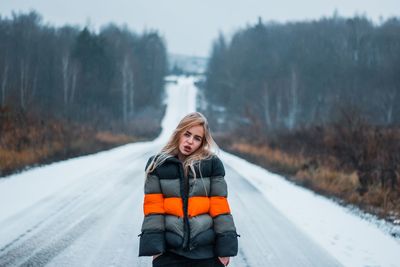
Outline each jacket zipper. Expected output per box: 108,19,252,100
179,162,191,250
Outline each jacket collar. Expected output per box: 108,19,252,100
162,154,182,164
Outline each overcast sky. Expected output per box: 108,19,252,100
1,0,399,57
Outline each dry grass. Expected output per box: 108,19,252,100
0,106,164,177
0,141,63,171
231,143,301,166
230,142,305,174
222,140,400,223
296,168,359,196
0,121,138,177
95,131,136,144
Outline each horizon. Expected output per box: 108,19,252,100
1,0,399,57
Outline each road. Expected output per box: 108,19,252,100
0,77,342,267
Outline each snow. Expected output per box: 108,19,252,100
0,76,196,225
221,152,400,267
0,76,399,267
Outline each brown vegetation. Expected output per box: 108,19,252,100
0,107,160,177
215,120,400,224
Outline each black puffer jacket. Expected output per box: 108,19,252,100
139,154,239,259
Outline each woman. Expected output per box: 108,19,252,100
139,112,239,267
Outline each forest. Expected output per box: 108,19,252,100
1,10,399,224
0,11,168,176
201,15,400,223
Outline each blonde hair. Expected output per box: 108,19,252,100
146,112,219,178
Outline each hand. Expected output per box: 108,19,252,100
152,253,162,260
218,257,230,266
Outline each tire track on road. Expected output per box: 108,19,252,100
0,149,155,266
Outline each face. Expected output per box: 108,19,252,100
178,125,204,157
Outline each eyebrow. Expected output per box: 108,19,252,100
186,130,203,139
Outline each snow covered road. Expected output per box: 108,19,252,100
0,76,398,267
224,165,342,267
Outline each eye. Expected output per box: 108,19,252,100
184,132,190,137
195,136,202,142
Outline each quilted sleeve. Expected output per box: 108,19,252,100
138,156,166,256
210,156,239,257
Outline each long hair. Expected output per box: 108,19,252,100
146,112,219,179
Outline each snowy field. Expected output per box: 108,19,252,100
0,76,399,267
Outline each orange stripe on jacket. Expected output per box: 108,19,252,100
164,197,184,217
144,193,165,215
188,196,210,217
209,196,231,217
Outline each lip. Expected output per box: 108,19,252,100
184,145,191,151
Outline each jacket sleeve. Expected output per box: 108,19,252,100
210,156,239,257
139,156,166,256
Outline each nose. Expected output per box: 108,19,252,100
187,136,194,144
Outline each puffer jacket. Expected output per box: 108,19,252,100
138,154,239,259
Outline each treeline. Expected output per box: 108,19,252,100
0,11,167,176
0,11,167,127
202,15,400,222
205,16,400,131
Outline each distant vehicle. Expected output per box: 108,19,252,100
164,76,178,84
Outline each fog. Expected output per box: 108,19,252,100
1,0,399,57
